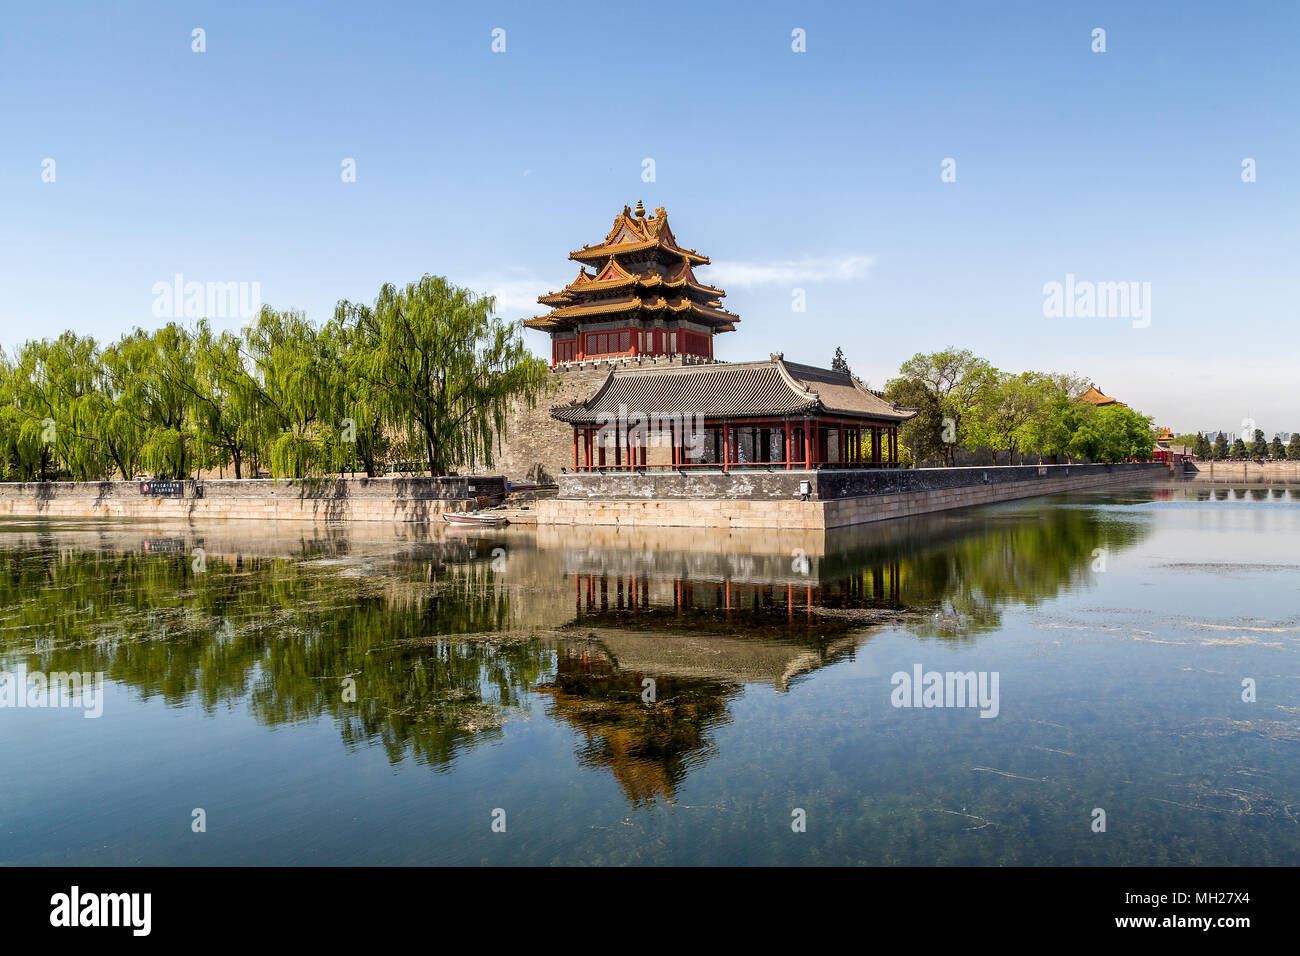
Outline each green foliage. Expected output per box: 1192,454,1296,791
885,348,994,466
1066,405,1155,463
336,275,548,476
1269,436,1285,459
1250,428,1269,458
1230,437,1248,457
0,276,545,481
1288,433,1300,460
886,350,1151,466
1213,431,1229,459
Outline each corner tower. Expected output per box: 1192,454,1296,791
526,201,738,367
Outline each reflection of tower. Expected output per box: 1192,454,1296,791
572,564,902,628
534,646,735,807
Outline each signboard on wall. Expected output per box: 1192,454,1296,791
140,481,185,497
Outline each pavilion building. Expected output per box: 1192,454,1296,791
553,354,910,471
532,202,914,472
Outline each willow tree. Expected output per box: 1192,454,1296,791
243,306,346,479
322,316,389,477
11,333,106,480
102,325,199,479
96,334,152,478
188,320,262,479
0,350,48,480
337,275,547,476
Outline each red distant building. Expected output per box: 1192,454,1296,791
1151,426,1191,464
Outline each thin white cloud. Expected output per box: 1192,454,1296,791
707,255,874,288
470,254,875,317
468,277,554,318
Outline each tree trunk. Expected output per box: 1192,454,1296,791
424,427,437,477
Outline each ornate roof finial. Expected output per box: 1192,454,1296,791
634,199,646,218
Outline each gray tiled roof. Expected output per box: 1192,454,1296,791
551,357,915,424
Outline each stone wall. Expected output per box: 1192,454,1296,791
0,475,506,523
482,353,711,484
538,462,1166,529
1186,461,1300,483
555,461,1163,501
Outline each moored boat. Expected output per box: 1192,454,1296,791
443,511,507,527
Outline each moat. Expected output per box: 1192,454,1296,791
1,484,1297,865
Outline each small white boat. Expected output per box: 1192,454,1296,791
443,511,507,527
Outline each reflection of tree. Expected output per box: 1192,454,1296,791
0,501,1152,799
894,507,1149,638
0,543,550,770
534,645,735,806
563,504,1150,643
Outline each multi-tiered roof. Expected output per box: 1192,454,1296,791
526,202,739,351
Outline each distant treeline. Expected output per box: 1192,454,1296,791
880,348,1155,466
1184,430,1300,460
0,275,548,481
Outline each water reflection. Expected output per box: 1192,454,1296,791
0,500,1151,801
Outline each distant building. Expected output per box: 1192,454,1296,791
1151,425,1190,464
1076,385,1127,408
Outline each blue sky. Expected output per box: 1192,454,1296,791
3,0,1297,433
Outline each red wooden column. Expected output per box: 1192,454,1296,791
723,422,730,472
784,421,792,469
